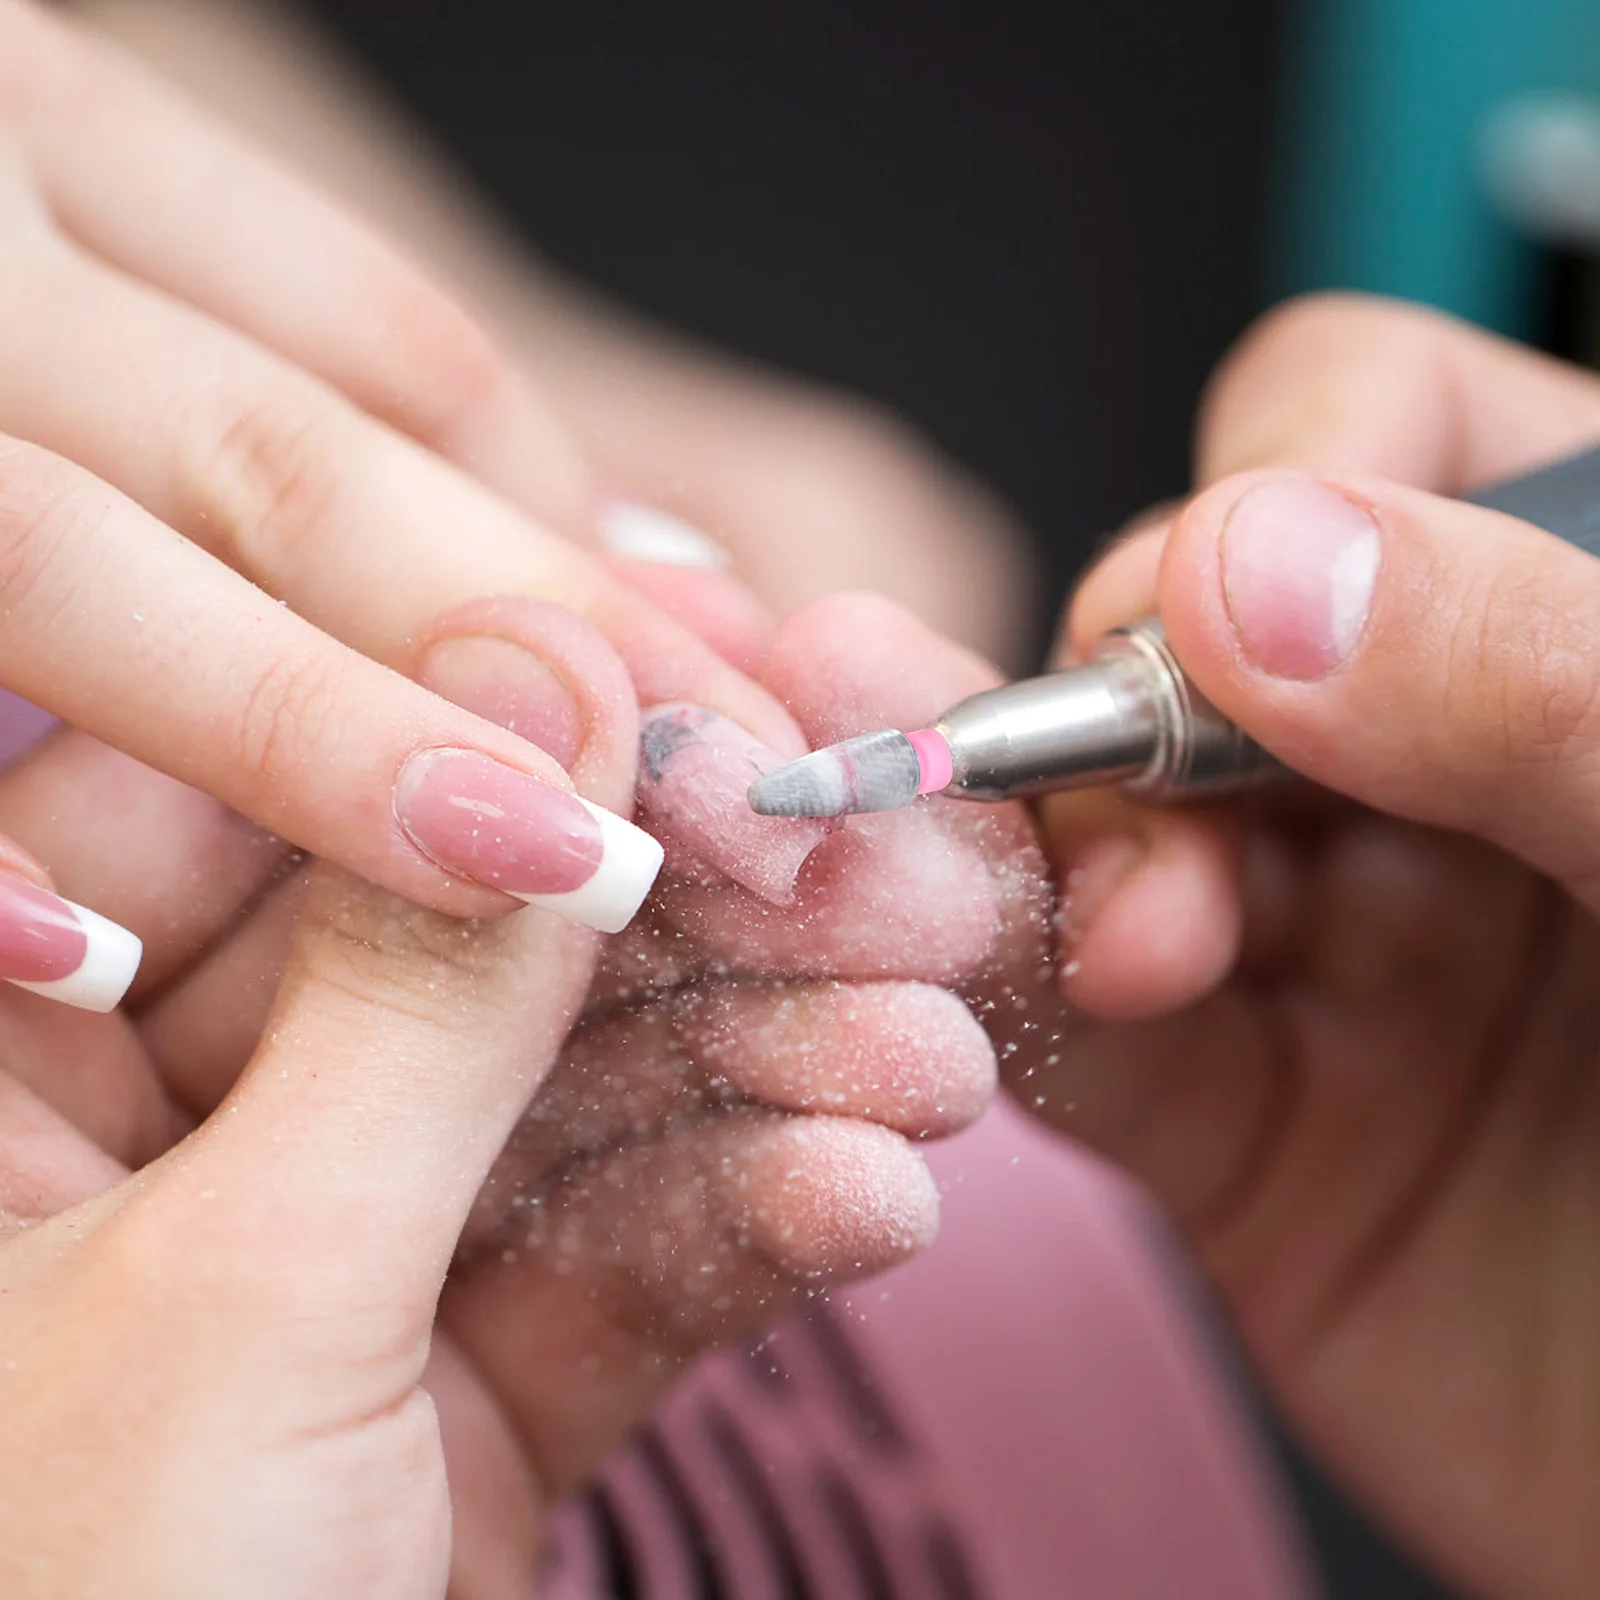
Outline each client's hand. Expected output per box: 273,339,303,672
1022,294,1600,1600
0,0,807,927
0,597,1022,1597
0,666,639,1598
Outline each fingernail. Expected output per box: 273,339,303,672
417,635,584,768
0,875,142,1013
636,704,833,904
599,502,730,569
1220,477,1381,679
394,749,663,934
1059,834,1147,947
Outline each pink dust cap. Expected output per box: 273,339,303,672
909,727,954,794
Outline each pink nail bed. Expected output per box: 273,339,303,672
0,875,142,1013
394,748,663,934
636,704,835,905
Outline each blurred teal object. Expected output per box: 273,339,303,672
1272,0,1600,336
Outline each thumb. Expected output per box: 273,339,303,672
164,606,658,1326
1159,468,1600,910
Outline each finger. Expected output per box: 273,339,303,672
506,303,1037,668
0,986,181,1167
600,552,773,675
1159,467,1600,913
0,231,802,760
424,1332,543,1600
15,0,592,534
143,612,640,1322
0,1070,129,1231
462,979,994,1249
140,598,650,1111
1199,292,1600,489
1064,523,1167,654
0,440,661,927
0,729,286,996
444,1112,938,1496
134,871,299,1115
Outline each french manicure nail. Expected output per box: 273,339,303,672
636,703,833,904
417,635,585,768
394,749,663,934
0,875,142,1013
1220,477,1381,679
599,502,730,569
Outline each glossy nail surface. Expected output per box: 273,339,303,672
395,748,662,933
0,875,142,1013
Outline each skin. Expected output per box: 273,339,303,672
1023,295,1600,1600
0,593,1035,1598
66,0,1036,674
14,4,1598,1596
0,0,827,918
0,598,1024,1600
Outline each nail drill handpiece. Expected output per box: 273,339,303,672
747,444,1600,821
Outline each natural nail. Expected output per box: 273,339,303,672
0,874,142,1013
394,748,663,934
417,635,585,769
1220,477,1381,679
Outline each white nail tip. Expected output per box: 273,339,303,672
599,502,730,569
9,900,143,1013
512,799,664,934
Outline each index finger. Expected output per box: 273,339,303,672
1198,292,1600,490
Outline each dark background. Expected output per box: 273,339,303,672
304,1,1454,1593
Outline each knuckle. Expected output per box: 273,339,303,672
1451,570,1600,773
0,441,99,630
232,642,351,793
296,874,528,1028
202,396,350,579
371,272,524,453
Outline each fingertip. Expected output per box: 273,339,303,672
1061,523,1168,663
1057,813,1243,1020
731,1116,940,1278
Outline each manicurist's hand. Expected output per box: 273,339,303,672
1020,294,1600,1600
0,0,822,931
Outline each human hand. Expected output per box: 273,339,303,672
0,593,1021,1595
1020,294,1600,1600
0,0,847,935
63,0,1041,675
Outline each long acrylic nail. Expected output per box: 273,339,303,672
636,704,833,904
1220,477,1381,680
0,875,142,1013
394,749,663,934
599,502,730,569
